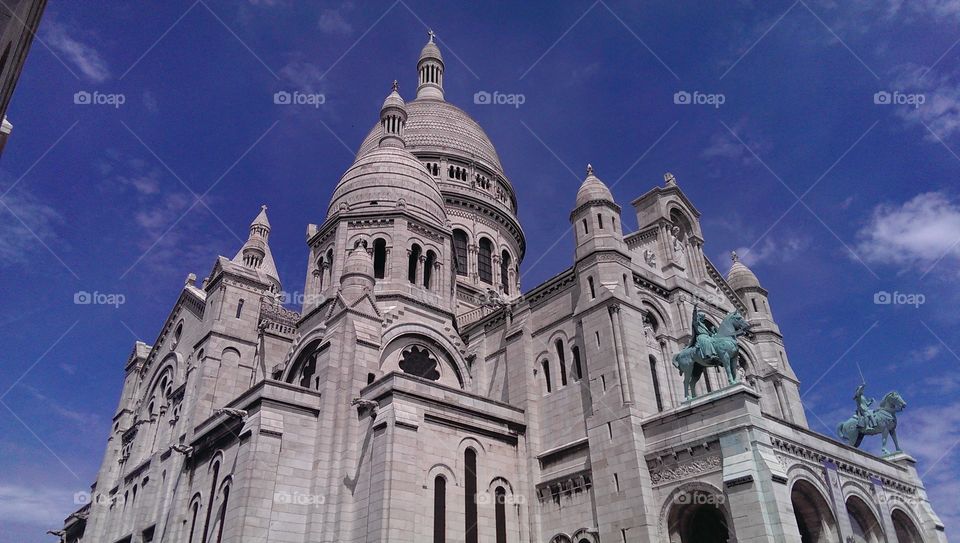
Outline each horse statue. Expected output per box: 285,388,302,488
672,308,754,400
837,385,906,455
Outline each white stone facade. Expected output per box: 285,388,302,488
61,34,947,543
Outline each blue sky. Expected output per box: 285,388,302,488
2,0,959,539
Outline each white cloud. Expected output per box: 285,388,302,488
279,59,325,92
727,235,810,268
0,184,64,267
318,5,354,35
702,119,772,167
855,191,960,269
886,63,960,141
0,483,81,527
43,21,110,83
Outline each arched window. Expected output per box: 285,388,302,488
373,239,387,279
571,345,583,380
464,449,478,543
541,359,552,393
235,299,244,319
587,277,596,299
408,244,422,283
215,485,230,543
297,351,317,389
187,500,200,542
478,238,493,284
173,322,183,347
495,486,507,543
424,250,436,289
500,250,511,295
597,213,604,229
453,230,468,276
650,356,663,412
582,218,589,234
555,339,568,386
201,461,220,543
433,476,446,543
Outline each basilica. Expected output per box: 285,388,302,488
60,34,946,543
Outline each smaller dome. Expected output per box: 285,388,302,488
419,32,443,63
327,147,447,225
381,81,405,111
727,252,762,291
575,164,614,208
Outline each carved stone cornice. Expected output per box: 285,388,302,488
649,454,722,485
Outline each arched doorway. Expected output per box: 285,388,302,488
892,508,924,543
666,489,731,543
790,479,839,543
846,495,883,543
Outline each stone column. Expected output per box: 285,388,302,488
416,254,426,287
822,460,854,541
721,428,802,543
608,304,633,405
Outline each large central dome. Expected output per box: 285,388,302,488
357,99,504,174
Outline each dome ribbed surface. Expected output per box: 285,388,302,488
328,147,446,225
727,260,761,291
575,171,614,208
358,99,504,173
419,41,442,63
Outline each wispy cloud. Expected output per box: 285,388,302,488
0,483,82,527
19,385,101,427
855,191,960,270
727,235,811,268
43,21,111,83
885,63,960,141
318,3,354,35
0,183,65,268
702,118,772,167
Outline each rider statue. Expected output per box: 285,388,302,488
688,305,717,362
854,383,878,431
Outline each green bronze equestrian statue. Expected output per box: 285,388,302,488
672,305,754,400
837,383,906,455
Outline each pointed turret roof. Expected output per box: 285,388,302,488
575,164,615,208
726,251,761,292
233,205,281,288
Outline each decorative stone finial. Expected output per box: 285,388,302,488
261,204,267,211
730,250,739,263
586,164,594,176
185,273,197,286
664,172,676,186
392,79,399,92
428,29,435,43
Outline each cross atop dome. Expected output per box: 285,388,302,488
427,29,435,43
392,79,399,92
